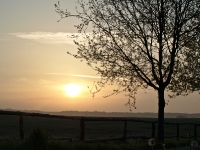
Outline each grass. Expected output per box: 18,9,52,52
0,137,197,150
0,115,200,149
0,115,200,140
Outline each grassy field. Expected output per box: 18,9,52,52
0,138,197,150
0,115,200,150
0,115,200,141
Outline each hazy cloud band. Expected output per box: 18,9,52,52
10,32,83,45
46,73,101,79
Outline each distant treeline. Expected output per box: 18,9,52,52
2,109,200,118
50,111,200,118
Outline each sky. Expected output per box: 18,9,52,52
0,0,199,113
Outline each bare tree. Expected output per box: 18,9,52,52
55,0,200,141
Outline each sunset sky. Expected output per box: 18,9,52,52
0,0,199,113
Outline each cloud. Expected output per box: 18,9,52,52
12,77,54,87
13,78,29,83
10,32,84,45
70,74,101,79
45,73,69,76
46,73,101,79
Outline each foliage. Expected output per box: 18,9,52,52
26,127,48,150
55,0,200,141
169,39,200,97
55,0,200,105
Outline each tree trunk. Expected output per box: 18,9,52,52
157,87,165,142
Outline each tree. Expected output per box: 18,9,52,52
55,0,200,141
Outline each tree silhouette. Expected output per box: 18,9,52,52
55,0,200,141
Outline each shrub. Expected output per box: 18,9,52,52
26,127,48,150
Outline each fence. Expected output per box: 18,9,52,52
0,110,199,142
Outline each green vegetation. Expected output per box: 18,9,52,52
55,0,200,141
26,128,48,150
0,115,200,140
0,115,200,149
0,138,197,150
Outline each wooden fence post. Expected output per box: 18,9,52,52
123,120,127,141
194,124,197,140
176,124,179,141
80,117,85,141
19,115,24,140
151,122,155,138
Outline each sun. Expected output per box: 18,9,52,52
64,83,82,97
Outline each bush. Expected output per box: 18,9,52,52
26,127,48,150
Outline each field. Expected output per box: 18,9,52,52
0,115,200,150
0,115,200,140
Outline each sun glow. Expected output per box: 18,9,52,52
64,83,82,97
